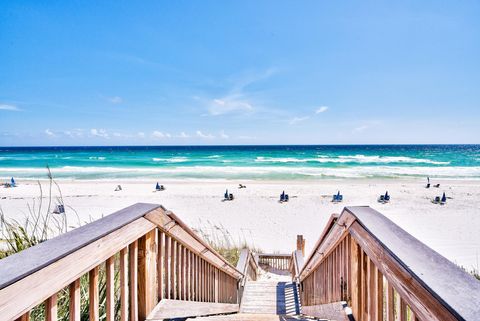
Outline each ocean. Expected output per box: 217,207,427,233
1,145,479,181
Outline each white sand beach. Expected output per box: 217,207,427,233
1,178,479,270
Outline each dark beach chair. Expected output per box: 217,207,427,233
384,191,390,202
434,184,440,188
229,193,234,201
433,196,441,204
284,194,289,202
239,184,246,189
53,204,65,214
333,191,343,203
378,195,385,203
426,183,431,188
440,193,447,205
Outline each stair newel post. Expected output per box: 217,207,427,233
297,235,305,256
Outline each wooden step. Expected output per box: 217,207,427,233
147,299,239,320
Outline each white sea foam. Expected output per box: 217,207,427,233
255,155,449,165
88,156,106,160
152,157,189,163
1,165,480,179
206,155,222,158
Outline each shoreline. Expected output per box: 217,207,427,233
1,178,479,271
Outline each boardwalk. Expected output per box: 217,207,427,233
1,204,479,321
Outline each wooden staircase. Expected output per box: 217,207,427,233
240,281,301,314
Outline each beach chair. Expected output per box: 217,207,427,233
426,183,431,188
333,191,343,203
378,195,385,203
434,184,440,188
440,193,447,205
53,204,65,214
284,194,289,202
433,196,441,204
229,193,234,201
239,184,246,189
384,191,390,202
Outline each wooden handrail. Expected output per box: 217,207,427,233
0,203,160,290
0,203,243,321
237,248,259,285
297,206,480,321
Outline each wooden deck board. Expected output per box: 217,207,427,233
146,299,239,320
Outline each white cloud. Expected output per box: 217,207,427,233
107,96,123,104
90,128,109,139
220,130,229,139
152,131,166,139
0,104,20,111
64,129,84,138
289,116,310,125
196,130,215,139
315,106,329,114
45,129,56,137
353,125,369,133
178,132,190,138
207,95,253,116
137,132,145,138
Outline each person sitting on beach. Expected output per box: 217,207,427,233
155,182,165,191
114,185,122,191
239,184,246,189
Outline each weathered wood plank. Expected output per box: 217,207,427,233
129,240,139,321
147,299,239,320
45,294,57,321
69,279,80,321
120,248,128,321
138,230,157,320
89,266,99,321
106,256,115,321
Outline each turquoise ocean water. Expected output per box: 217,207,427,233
1,145,479,181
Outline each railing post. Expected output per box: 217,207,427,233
138,229,157,320
350,237,361,320
297,235,305,256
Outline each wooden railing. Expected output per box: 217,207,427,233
237,249,259,284
0,203,243,321
258,254,292,271
290,249,304,282
236,248,259,305
295,206,480,321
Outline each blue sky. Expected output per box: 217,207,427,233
1,1,479,146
